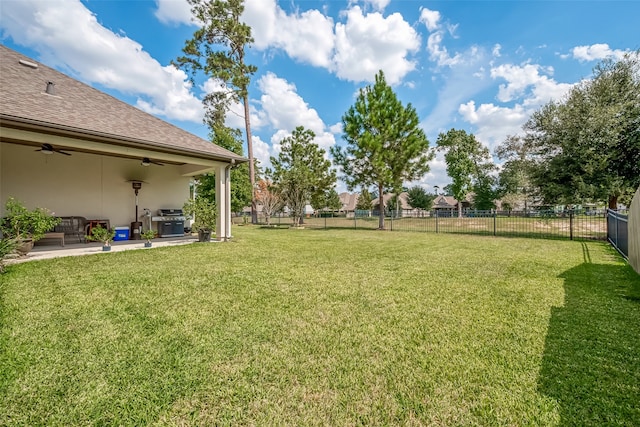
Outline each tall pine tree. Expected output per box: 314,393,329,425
175,0,259,222
332,71,433,229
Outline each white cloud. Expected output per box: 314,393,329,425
417,154,449,190
455,61,575,152
256,72,336,152
251,135,272,169
368,0,391,10
572,43,627,62
490,63,572,106
333,6,420,84
1,0,204,123
491,63,547,102
426,31,463,67
419,7,441,32
421,48,491,139
154,0,193,26
458,101,529,150
244,0,335,68
419,7,465,67
154,0,419,85
329,122,343,134
492,44,502,58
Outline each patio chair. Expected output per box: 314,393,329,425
53,216,87,243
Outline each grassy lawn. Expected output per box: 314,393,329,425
1,227,639,426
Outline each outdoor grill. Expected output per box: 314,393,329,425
152,208,186,237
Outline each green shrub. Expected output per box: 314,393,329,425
183,197,216,232
86,225,116,246
0,197,61,242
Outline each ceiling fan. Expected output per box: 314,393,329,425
35,143,71,156
141,157,164,166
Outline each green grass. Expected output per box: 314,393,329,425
1,227,639,426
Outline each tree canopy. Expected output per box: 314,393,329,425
522,51,640,208
254,179,281,225
332,70,433,229
495,135,538,211
436,129,494,217
193,126,252,213
356,188,373,211
315,188,342,212
175,0,259,221
267,127,336,226
406,186,435,211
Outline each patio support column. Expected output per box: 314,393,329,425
215,163,231,241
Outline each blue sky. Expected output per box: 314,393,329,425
1,0,638,192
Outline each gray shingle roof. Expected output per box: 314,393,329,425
0,44,245,163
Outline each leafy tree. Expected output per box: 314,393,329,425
472,171,497,211
356,188,373,211
193,127,252,213
523,51,640,208
314,188,342,212
332,70,434,229
406,186,436,211
495,135,537,211
254,179,281,225
267,127,336,226
175,0,259,222
442,184,454,196
436,129,495,217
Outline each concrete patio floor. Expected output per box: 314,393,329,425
8,235,201,264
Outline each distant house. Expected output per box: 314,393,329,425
431,195,472,216
370,192,428,217
339,192,359,215
0,45,246,241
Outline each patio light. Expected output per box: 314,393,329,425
141,158,150,166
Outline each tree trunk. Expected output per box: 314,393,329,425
458,202,462,218
378,183,385,229
608,195,618,210
243,93,257,224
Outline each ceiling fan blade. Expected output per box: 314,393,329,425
36,143,71,156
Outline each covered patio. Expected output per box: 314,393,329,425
0,45,246,242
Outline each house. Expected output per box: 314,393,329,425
338,192,358,216
0,45,246,241
371,192,418,217
431,195,472,216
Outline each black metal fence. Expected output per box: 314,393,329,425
240,209,607,241
607,209,629,258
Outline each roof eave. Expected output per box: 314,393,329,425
0,114,248,164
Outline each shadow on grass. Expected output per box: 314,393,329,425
538,245,640,425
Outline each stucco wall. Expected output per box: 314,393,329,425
629,186,640,274
1,142,191,228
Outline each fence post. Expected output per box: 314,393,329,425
354,213,357,229
435,211,439,233
493,209,497,236
390,211,393,231
569,211,574,240
324,213,327,229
